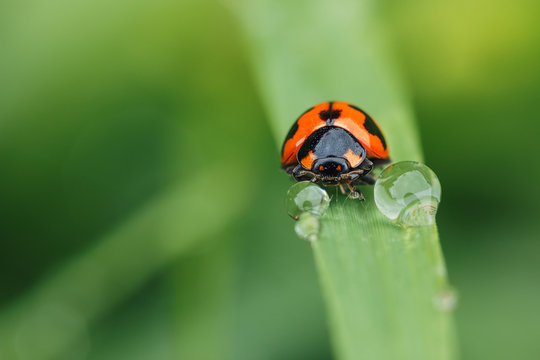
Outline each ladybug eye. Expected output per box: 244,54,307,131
336,165,342,172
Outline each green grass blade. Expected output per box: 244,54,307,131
314,199,456,360
227,0,458,359
0,169,251,360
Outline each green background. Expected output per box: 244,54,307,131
1,0,539,359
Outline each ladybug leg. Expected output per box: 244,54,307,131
341,169,367,184
344,170,365,179
292,164,318,182
345,158,376,186
338,182,353,198
359,158,374,171
343,159,373,181
339,181,364,200
351,174,376,185
283,165,297,175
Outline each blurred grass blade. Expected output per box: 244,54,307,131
226,0,458,359
0,167,251,360
171,241,236,360
171,166,333,360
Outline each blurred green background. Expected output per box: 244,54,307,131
1,0,539,359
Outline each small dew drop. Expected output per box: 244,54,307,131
433,287,458,312
374,161,441,227
294,212,320,242
286,181,330,220
286,182,329,242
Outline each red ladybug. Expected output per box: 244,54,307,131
281,101,390,200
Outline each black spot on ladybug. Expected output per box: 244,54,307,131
348,104,364,113
281,121,299,156
319,109,342,122
363,115,387,149
348,104,387,149
319,102,341,124
280,106,314,157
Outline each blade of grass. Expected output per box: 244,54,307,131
0,167,251,360
226,0,458,359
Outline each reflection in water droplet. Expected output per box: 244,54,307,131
294,212,320,242
433,287,458,312
286,181,330,220
374,161,441,227
286,182,329,241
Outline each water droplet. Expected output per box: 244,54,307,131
374,161,441,227
286,181,330,220
433,287,458,312
294,212,320,242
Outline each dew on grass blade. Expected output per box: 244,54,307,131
374,161,441,227
294,212,320,242
433,287,458,312
286,182,329,241
286,181,330,220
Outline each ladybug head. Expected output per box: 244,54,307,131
313,157,350,184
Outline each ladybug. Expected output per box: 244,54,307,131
281,101,390,200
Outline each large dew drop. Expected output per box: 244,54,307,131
286,181,330,220
374,161,441,227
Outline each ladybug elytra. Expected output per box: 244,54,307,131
281,101,390,200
